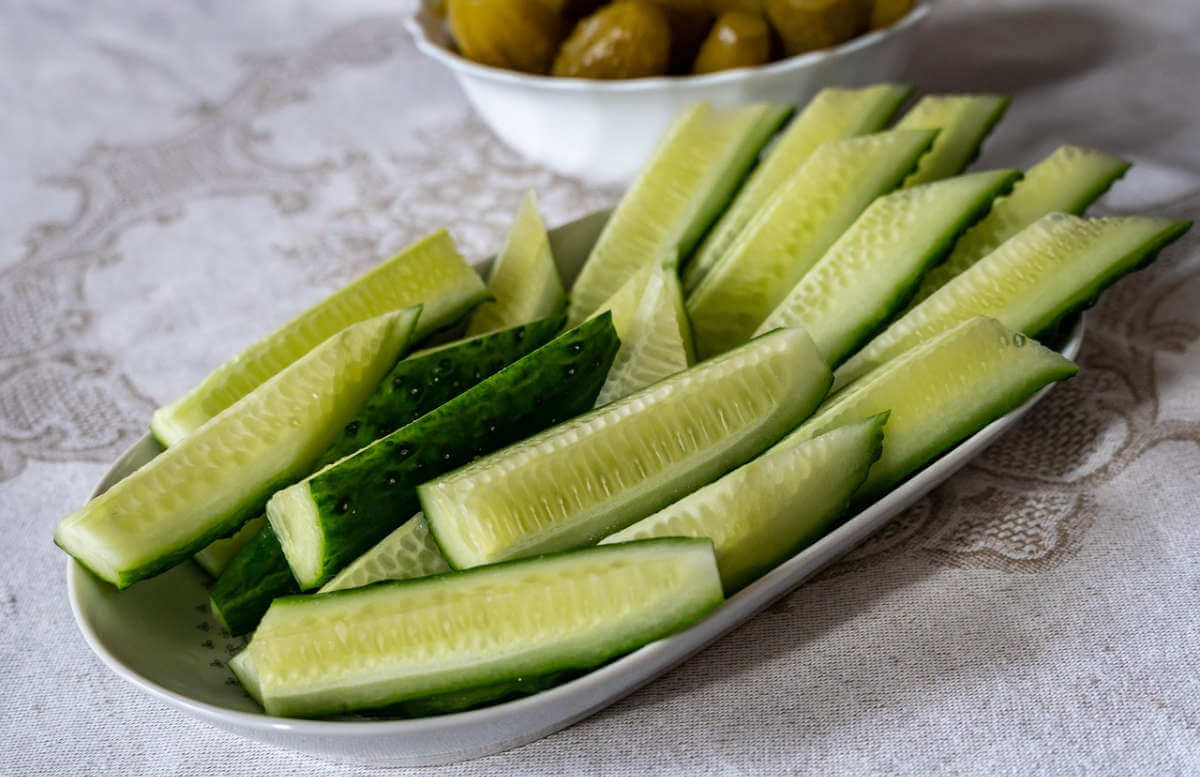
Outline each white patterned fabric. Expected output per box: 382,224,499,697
3,0,1200,774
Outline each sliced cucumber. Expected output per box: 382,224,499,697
421,327,831,570
894,94,1010,186
150,231,486,447
56,309,420,588
193,515,266,577
586,254,672,339
755,169,1021,366
906,145,1131,308
210,524,299,635
567,102,791,324
685,130,937,358
232,641,576,716
791,317,1077,502
603,414,885,593
316,313,565,467
683,83,912,292
268,315,620,590
595,262,694,406
233,538,723,718
834,214,1192,390
318,515,449,593
466,191,565,335
208,314,564,633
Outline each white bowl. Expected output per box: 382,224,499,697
67,208,1083,767
406,4,931,185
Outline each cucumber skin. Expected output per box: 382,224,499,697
210,525,299,635
244,538,721,717
374,671,579,718
315,313,564,467
295,314,621,589
209,314,565,635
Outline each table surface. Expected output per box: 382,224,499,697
4,1,1200,775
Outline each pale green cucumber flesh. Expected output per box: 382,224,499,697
793,317,1077,502
318,514,449,593
567,102,791,324
603,414,885,593
234,648,577,718
208,315,561,635
595,263,694,406
895,94,1010,186
150,231,485,447
906,145,1131,308
586,253,676,341
421,327,832,570
834,214,1192,390
756,169,1021,366
229,650,263,706
467,191,565,336
684,83,912,292
685,129,937,358
238,538,723,718
194,515,266,577
270,315,620,589
56,309,419,588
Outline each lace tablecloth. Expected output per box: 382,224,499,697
4,1,1199,774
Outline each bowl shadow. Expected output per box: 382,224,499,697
900,3,1127,94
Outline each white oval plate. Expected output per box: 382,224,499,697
67,209,1084,767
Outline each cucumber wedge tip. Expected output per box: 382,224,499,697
57,308,420,588
150,231,485,447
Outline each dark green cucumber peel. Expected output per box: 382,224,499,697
373,671,581,719
209,314,567,635
281,313,620,589
210,525,299,634
315,313,565,467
